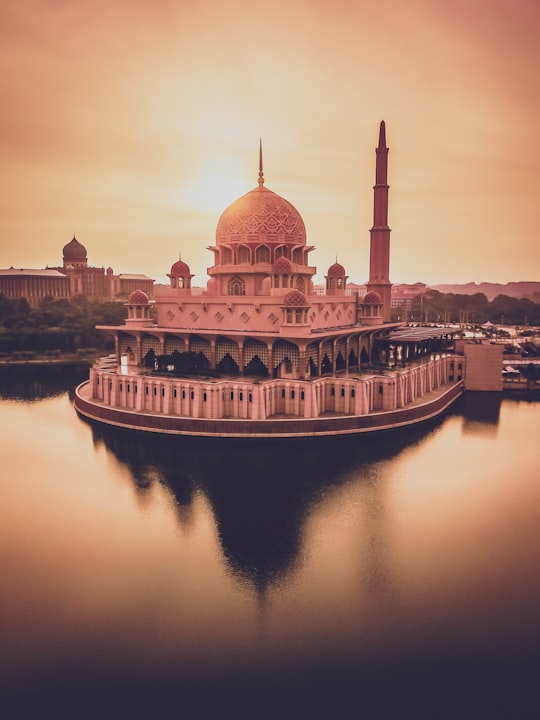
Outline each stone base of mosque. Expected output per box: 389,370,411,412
74,356,463,438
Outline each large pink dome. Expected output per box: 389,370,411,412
216,186,306,246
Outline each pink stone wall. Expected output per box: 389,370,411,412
463,343,503,391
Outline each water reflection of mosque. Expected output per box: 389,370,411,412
89,418,457,592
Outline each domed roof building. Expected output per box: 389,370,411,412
76,124,462,438
283,289,308,306
206,148,315,299
325,261,348,295
57,234,154,300
62,235,87,267
127,289,150,305
327,261,346,278
215,187,306,247
168,259,193,290
363,290,381,304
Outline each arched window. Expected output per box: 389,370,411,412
221,246,233,265
296,277,305,292
292,247,304,264
255,245,270,263
228,276,245,296
238,245,250,264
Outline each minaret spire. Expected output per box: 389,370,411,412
366,120,392,322
258,138,264,187
378,119,386,149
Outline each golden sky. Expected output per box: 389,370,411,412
1,0,539,286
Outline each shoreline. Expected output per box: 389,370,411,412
0,355,97,368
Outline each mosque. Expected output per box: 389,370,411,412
74,122,463,437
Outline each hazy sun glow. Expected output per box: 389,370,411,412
182,164,251,215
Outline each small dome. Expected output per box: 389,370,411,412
272,256,293,273
63,235,87,261
170,260,191,277
363,290,382,305
327,262,346,278
127,289,149,305
283,290,308,306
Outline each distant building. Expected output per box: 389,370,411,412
0,268,71,307
0,235,154,306
391,282,427,309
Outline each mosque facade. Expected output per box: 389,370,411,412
74,122,463,437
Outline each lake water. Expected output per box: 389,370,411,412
1,365,539,718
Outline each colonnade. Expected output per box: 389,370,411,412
90,355,458,421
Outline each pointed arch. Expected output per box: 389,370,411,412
244,338,268,370
216,337,240,365
237,244,251,264
220,246,233,265
272,339,299,378
216,353,239,375
255,244,271,264
321,354,332,375
189,335,211,369
228,276,245,296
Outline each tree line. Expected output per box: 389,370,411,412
0,295,126,356
394,290,540,326
1,290,538,359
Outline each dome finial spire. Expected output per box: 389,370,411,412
258,138,264,187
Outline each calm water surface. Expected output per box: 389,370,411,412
1,366,539,718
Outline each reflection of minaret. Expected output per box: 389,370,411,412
366,120,392,322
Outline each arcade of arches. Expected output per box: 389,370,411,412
116,330,382,380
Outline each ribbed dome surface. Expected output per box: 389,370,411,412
272,256,293,273
63,235,87,261
327,262,346,278
363,290,382,304
216,186,306,245
128,289,149,305
283,290,308,306
170,260,191,276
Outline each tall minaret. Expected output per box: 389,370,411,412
366,120,392,322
